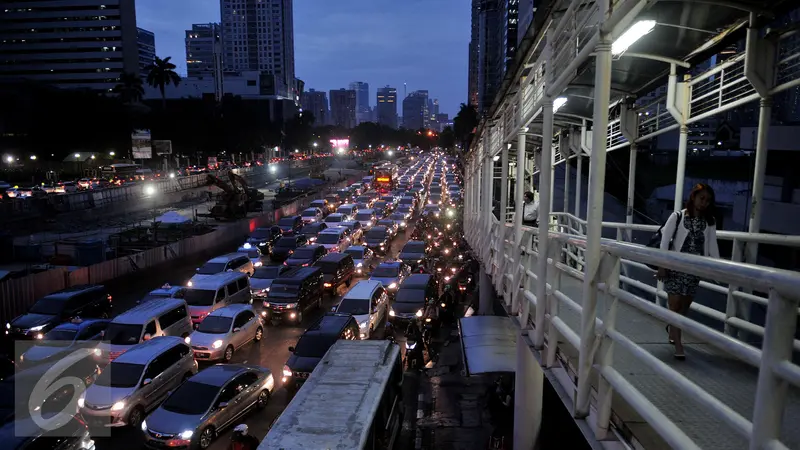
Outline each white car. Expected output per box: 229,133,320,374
332,280,388,339
236,243,264,267
301,207,324,224
187,304,264,362
317,227,351,253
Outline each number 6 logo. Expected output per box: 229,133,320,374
27,348,94,432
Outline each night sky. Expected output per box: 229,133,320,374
135,0,470,117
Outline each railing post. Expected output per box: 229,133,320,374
596,254,621,439
563,134,572,214
514,133,527,245
750,290,797,450
576,29,613,419
575,123,585,219
724,238,744,337
500,143,510,222
620,102,640,243
534,99,555,349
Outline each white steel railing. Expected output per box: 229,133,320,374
467,212,800,450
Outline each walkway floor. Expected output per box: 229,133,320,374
524,254,800,449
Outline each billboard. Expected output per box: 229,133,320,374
131,130,152,159
153,140,173,155
329,138,350,149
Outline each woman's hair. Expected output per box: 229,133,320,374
685,183,716,225
523,191,533,200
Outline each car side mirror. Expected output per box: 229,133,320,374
142,378,153,386
142,333,152,341
217,401,228,409
233,327,241,333
288,346,295,352
330,306,336,312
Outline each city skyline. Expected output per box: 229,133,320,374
135,0,469,116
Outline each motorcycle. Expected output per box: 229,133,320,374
404,323,425,371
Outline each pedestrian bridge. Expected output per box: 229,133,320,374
462,0,800,449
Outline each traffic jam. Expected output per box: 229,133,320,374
2,151,477,450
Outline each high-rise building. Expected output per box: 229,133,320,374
186,23,221,78
468,0,519,115
503,1,519,71
301,89,329,125
517,0,535,45
376,86,398,128
402,90,429,131
349,81,370,123
468,0,481,107
137,28,156,77
0,0,140,92
329,89,357,129
220,0,295,98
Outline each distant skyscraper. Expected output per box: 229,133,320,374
0,0,140,92
220,0,295,98
402,90,429,130
137,28,156,77
301,89,329,126
377,86,398,128
186,24,221,78
469,0,519,115
517,0,535,45
329,89,357,129
349,81,370,123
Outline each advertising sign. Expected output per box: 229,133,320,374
153,140,173,155
329,138,350,149
131,130,152,159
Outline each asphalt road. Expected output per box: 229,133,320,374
92,222,419,450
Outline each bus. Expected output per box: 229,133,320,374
373,164,398,192
99,163,152,182
260,340,403,450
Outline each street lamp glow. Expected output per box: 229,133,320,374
90,155,96,160
387,150,394,156
612,20,656,56
5,155,13,163
553,97,568,113
144,185,156,196
269,165,277,173
74,153,81,159
313,142,318,147
337,148,345,155
109,151,115,156
29,155,37,160
294,149,299,153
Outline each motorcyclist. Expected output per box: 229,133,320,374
404,322,425,369
228,424,259,450
438,284,457,322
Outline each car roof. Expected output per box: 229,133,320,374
320,227,346,235
304,313,355,336
368,226,388,232
326,213,345,218
358,209,374,214
114,336,184,364
274,267,322,282
43,284,104,299
207,304,253,318
114,298,187,324
294,244,324,252
189,364,251,387
207,253,248,263
302,207,320,213
343,280,383,300
52,318,108,332
190,271,248,289
402,274,433,288
317,253,351,263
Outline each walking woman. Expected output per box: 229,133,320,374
657,183,720,360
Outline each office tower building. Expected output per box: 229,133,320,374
349,81,370,123
137,28,156,76
402,90,429,130
186,23,221,78
220,0,295,98
377,86,398,128
517,0,535,45
301,89,329,125
329,89,357,129
0,0,140,92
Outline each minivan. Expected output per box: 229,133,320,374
189,253,254,286
354,208,377,229
391,274,438,322
277,215,304,234
184,272,252,326
332,280,388,339
313,253,355,293
336,203,358,220
262,267,324,325
97,298,193,362
79,336,198,429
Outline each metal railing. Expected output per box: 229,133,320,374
465,211,800,450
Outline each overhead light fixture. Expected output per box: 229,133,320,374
492,155,500,162
612,20,656,56
553,97,568,113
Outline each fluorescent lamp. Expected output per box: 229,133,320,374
492,155,500,162
612,20,656,56
553,97,568,113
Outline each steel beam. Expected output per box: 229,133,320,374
534,100,554,349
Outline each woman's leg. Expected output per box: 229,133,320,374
671,295,694,357
667,294,682,345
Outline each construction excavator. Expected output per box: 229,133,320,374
201,174,247,220
227,171,264,212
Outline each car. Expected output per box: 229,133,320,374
298,222,328,243
422,204,441,217
18,318,109,368
6,285,112,341
142,364,274,450
316,227,351,253
313,253,356,293
309,199,329,213
323,212,347,226
277,215,304,234
188,304,264,362
270,235,308,262
340,220,364,243
363,226,392,254
398,240,428,268
284,244,328,268
391,274,439,323
369,261,411,294
249,265,292,300
375,219,398,237
354,208,377,229
138,283,187,304
262,267,324,325
300,207,325,224
189,253,254,284
344,246,375,275
396,203,415,218
356,195,374,208
388,212,409,230
372,200,390,217
244,226,282,251
236,243,265,267
331,281,388,340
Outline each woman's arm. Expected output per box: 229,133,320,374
659,212,678,251
708,225,721,259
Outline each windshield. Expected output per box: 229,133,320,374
344,248,364,259
275,238,297,248
291,248,316,259
314,261,340,274
184,289,217,306
302,210,318,217
245,250,260,258
161,381,220,415
278,218,297,226
197,262,226,275
355,213,373,221
94,362,144,387
253,267,282,279
336,298,369,315
403,243,425,254
196,316,232,334
326,215,343,223
41,329,77,343
372,266,399,277
293,335,334,358
396,289,426,303
104,323,143,345
366,229,385,239
28,297,65,315
269,284,299,297
317,233,341,244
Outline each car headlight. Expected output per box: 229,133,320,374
5,323,9,329
258,242,266,246
77,395,85,408
389,309,395,316
180,430,194,440
286,303,298,308
212,340,224,349
35,333,44,340
441,302,447,308
141,419,148,432
359,320,368,329
184,336,191,344
111,401,125,411
388,282,397,290
357,262,363,267
187,281,193,287
283,365,293,377
254,261,263,267
416,309,423,317
29,324,46,332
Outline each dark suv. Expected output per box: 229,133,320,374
6,285,112,340
282,313,359,391
277,215,304,234
263,267,324,325
314,253,356,293
271,235,309,262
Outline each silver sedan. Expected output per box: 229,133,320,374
187,304,263,362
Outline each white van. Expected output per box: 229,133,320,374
97,298,193,362
184,271,252,327
336,203,358,221
189,253,254,285
332,280,388,339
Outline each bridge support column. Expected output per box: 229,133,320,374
534,100,554,349
575,146,583,218
500,144,510,223
576,35,613,419
479,264,494,315
514,133,527,245
514,334,543,450
666,64,691,210
620,102,640,243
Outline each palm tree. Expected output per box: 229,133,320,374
145,56,181,109
453,102,479,151
113,72,144,104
